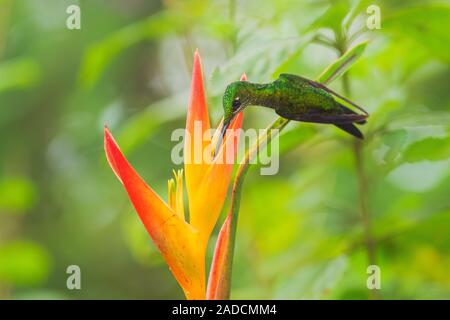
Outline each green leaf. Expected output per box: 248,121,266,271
79,12,180,88
307,0,351,33
317,41,368,84
403,137,450,163
387,160,450,193
384,5,450,63
210,36,311,95
271,40,311,78
380,129,408,164
116,93,187,153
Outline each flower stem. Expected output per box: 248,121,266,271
219,117,289,299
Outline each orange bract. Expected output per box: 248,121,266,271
104,50,244,299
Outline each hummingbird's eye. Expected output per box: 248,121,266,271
232,97,241,110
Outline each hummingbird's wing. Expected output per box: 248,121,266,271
275,107,367,124
278,74,369,117
276,74,367,139
305,78,369,116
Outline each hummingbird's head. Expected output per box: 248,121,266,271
215,81,249,156
223,81,248,125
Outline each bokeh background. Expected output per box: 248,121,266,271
0,0,449,299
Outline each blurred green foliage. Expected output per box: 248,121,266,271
0,177,36,213
0,0,449,299
0,241,50,286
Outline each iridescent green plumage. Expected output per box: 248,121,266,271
217,74,368,154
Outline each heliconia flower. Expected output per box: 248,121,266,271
104,50,243,299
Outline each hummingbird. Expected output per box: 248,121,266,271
215,73,368,155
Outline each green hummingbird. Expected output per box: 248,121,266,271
216,73,368,155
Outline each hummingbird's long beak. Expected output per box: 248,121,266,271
214,120,231,158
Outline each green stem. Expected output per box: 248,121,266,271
354,137,380,299
223,117,290,299
339,49,380,300
341,72,351,96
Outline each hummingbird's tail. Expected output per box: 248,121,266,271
334,102,367,139
334,123,364,139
